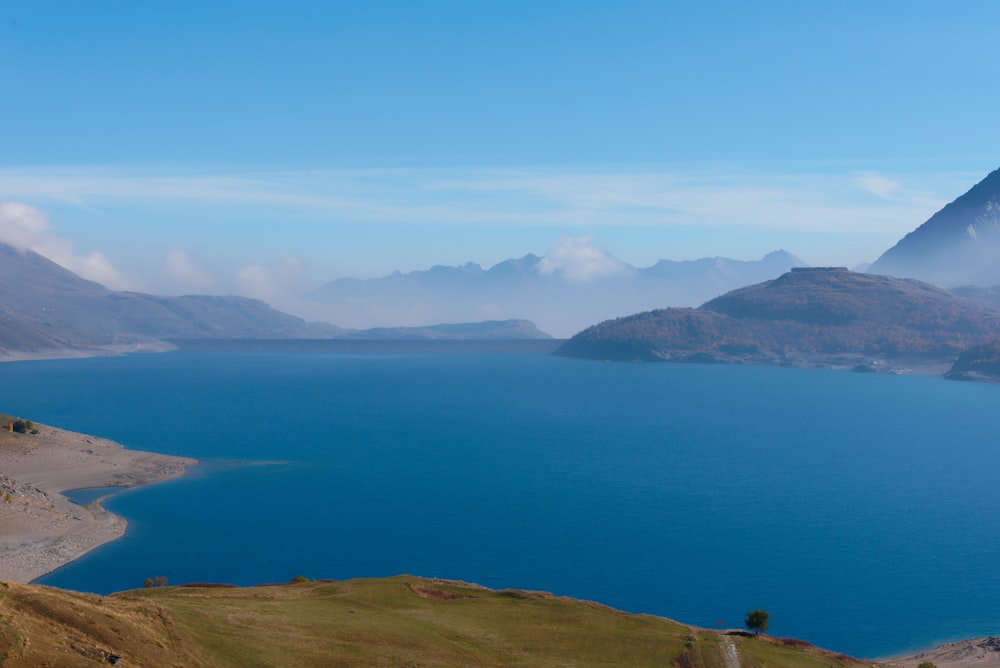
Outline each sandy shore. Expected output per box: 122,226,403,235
0,421,196,583
879,638,1000,668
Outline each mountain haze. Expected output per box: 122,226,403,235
870,167,1000,286
0,243,554,358
0,242,335,356
313,248,806,337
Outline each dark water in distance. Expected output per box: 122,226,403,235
5,351,1000,657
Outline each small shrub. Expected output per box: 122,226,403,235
673,650,694,668
10,419,35,434
181,583,238,588
291,575,310,583
498,590,530,599
917,662,937,668
779,637,812,648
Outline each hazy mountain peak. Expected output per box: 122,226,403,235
762,249,805,263
870,167,1000,286
0,242,107,293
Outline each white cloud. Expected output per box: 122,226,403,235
234,256,305,302
0,162,985,282
0,201,49,249
0,200,133,290
162,250,216,291
0,163,969,237
854,171,902,199
538,236,633,283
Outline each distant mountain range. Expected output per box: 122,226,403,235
10,165,1000,360
870,166,1000,287
556,267,1000,375
312,249,806,337
0,243,549,358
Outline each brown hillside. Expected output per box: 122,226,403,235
0,576,872,668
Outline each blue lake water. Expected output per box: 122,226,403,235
4,350,1000,657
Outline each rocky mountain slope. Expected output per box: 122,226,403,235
556,267,1000,370
870,167,1000,286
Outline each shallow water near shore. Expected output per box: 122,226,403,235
6,350,1000,657
64,486,130,506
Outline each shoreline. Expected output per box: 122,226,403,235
0,341,178,365
0,416,996,662
0,421,197,583
880,637,1000,668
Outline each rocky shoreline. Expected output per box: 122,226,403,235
884,637,1000,668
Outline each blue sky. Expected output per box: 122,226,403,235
1,1,998,313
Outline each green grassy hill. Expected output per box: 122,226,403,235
0,575,868,667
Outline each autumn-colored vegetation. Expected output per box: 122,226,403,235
558,268,1000,364
0,415,36,435
945,336,1000,380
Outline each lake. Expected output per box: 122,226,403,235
4,350,1000,657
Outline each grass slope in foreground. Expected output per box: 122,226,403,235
0,575,868,667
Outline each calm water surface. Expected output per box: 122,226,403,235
4,351,1000,657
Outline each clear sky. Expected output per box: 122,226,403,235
1,1,998,312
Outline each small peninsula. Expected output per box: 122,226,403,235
0,419,196,583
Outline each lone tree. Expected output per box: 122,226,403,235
745,609,770,635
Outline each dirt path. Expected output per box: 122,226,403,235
719,635,740,668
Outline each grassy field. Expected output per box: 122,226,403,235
0,575,871,667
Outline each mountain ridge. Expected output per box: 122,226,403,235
556,267,1000,373
0,242,336,355
313,249,807,337
0,243,552,358
870,167,1000,286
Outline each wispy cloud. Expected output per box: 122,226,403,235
234,256,306,303
538,236,633,283
0,163,970,236
161,250,216,291
0,201,134,290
